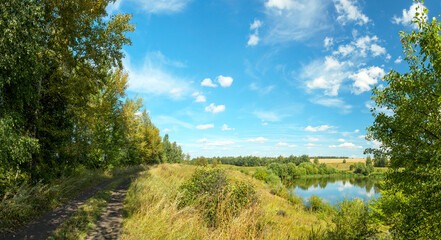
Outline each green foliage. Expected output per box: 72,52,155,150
162,134,183,163
349,163,373,176
179,168,258,227
343,159,346,163
366,1,441,237
327,199,379,240
373,155,388,167
307,195,329,212
313,157,319,165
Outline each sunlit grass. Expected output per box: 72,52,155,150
121,164,331,239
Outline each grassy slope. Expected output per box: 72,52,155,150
121,164,330,239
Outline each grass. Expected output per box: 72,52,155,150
121,164,331,239
47,178,127,240
0,165,145,235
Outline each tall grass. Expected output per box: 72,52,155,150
0,165,145,234
121,164,330,239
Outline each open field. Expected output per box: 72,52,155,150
313,158,366,164
121,164,331,239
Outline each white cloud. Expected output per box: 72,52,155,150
248,34,260,46
195,95,206,102
333,0,369,25
108,0,192,14
305,143,318,147
324,37,334,48
196,124,214,130
338,138,345,142
262,122,268,126
221,124,234,131
277,142,296,147
263,0,331,43
206,141,235,146
124,51,191,99
305,125,332,132
201,78,217,87
205,103,226,114
392,3,427,29
248,19,262,46
310,97,352,113
247,137,269,144
370,44,386,56
329,142,362,149
191,92,199,97
196,138,207,143
395,56,402,64
350,66,385,94
303,57,348,96
217,75,233,87
354,129,359,133
250,19,263,30
307,137,319,142
163,128,172,133
333,35,387,59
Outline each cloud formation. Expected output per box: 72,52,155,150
205,103,226,114
196,124,214,130
333,0,369,25
305,125,332,132
392,2,426,29
246,137,269,143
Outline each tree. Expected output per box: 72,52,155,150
366,2,441,238
313,157,319,165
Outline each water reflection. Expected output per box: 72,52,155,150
288,176,382,205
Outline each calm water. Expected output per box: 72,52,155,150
288,176,382,205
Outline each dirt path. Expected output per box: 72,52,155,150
85,178,133,240
1,176,131,240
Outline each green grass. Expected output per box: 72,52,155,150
47,178,127,240
0,165,145,234
121,164,330,239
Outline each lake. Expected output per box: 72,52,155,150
288,176,382,205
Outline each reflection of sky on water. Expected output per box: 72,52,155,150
290,180,381,205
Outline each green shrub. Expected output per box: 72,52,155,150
179,168,258,227
327,199,379,240
307,195,330,212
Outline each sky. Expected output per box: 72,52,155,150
107,0,441,158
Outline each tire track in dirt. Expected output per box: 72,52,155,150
85,177,133,240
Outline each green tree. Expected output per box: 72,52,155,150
366,2,441,238
313,157,319,165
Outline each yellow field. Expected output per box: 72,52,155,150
311,158,365,164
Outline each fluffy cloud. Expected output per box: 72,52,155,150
196,124,214,130
205,103,225,114
333,0,369,25
246,137,269,143
394,56,403,64
350,66,385,94
217,75,233,87
333,35,387,58
254,110,285,122
303,57,347,96
305,143,318,147
324,37,334,48
305,125,332,132
338,138,345,142
163,128,171,133
107,0,192,14
392,3,427,29
221,124,234,131
201,78,217,87
329,142,362,149
195,95,206,102
248,19,262,46
307,137,319,142
196,138,207,143
248,34,260,46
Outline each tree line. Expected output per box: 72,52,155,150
0,0,182,195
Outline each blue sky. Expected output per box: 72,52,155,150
107,0,440,158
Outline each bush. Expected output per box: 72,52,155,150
179,168,258,227
307,195,330,212
327,199,378,240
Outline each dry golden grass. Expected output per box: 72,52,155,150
121,164,330,239
312,158,365,164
